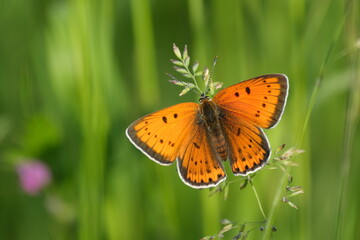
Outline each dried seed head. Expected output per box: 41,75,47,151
275,144,286,154
220,219,232,225
286,186,303,192
288,175,293,184
211,82,223,90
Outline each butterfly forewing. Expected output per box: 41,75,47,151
213,74,288,129
126,102,199,165
126,102,226,188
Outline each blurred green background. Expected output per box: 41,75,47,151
0,0,359,239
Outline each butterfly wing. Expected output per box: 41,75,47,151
213,74,288,129
177,122,226,188
126,102,199,165
220,117,271,175
126,102,226,188
213,74,288,175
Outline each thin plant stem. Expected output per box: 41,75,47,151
335,0,359,236
336,51,359,239
248,176,267,220
262,4,346,239
183,63,200,91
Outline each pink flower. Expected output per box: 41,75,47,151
17,160,52,195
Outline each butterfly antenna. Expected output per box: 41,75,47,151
205,56,218,96
190,87,201,95
210,56,218,77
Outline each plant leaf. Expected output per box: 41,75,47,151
179,87,191,96
184,56,190,68
169,79,187,86
182,45,188,60
174,66,188,74
173,43,182,59
170,59,183,66
192,60,199,73
203,67,210,86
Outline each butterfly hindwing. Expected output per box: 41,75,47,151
177,122,226,188
220,117,270,175
213,74,288,129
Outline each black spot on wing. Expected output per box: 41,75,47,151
162,116,167,123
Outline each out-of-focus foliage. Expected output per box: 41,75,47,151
0,0,359,239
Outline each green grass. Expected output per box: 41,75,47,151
0,0,359,239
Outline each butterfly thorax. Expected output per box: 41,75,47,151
198,98,228,161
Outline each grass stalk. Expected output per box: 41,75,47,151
262,4,347,239
336,51,360,239
248,176,267,220
131,0,159,109
69,2,111,239
335,0,360,237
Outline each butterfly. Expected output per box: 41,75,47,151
126,74,289,188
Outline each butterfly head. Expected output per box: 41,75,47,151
199,93,211,103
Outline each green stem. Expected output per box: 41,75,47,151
335,1,359,236
263,4,347,239
248,176,267,220
261,169,289,240
182,59,201,91
336,58,359,239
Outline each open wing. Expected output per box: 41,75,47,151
177,122,226,188
213,74,288,129
126,102,199,165
220,117,270,175
126,102,226,188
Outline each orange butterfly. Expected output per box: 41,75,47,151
126,74,288,188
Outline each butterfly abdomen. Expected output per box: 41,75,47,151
210,134,227,160
200,99,228,161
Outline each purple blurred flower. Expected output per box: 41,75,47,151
16,160,52,195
